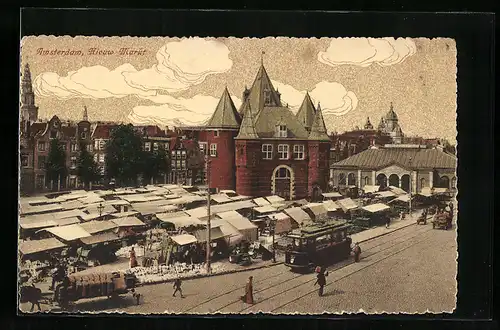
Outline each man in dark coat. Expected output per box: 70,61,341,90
353,243,362,262
172,278,184,298
314,267,328,296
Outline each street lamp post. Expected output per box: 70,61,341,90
205,155,212,274
97,202,104,221
267,216,276,263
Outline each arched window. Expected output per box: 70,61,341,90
440,176,450,189
451,176,457,189
388,174,400,187
276,167,290,179
338,173,346,185
376,174,387,188
347,173,356,186
420,178,427,189
364,176,370,185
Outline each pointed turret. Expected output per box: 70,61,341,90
236,102,259,139
20,62,38,123
364,117,374,130
296,92,316,132
238,63,281,116
308,102,329,141
386,102,398,121
206,87,241,129
82,105,89,122
377,117,386,131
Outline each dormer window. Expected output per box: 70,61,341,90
276,125,287,138
264,90,271,105
80,132,87,139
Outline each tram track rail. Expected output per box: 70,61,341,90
184,223,433,313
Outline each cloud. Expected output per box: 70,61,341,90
129,94,242,127
272,80,358,116
318,37,417,67
33,38,233,99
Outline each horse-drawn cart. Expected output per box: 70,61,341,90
53,271,140,309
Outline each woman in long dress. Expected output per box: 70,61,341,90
241,276,254,304
130,247,138,268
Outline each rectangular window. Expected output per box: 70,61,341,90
94,140,100,150
38,156,46,169
70,156,77,168
181,150,187,159
276,125,287,138
21,155,29,167
99,140,106,150
144,142,151,151
262,144,273,160
171,150,176,158
278,144,289,160
199,142,208,155
37,141,45,151
87,144,93,152
214,130,219,137
176,160,181,168
99,154,105,163
181,160,186,168
293,145,305,160
153,142,159,151
210,143,217,157
70,143,78,152
94,154,98,163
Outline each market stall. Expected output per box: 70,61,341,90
283,207,313,227
216,210,258,242
302,203,328,221
19,237,67,261
358,203,391,227
321,192,343,201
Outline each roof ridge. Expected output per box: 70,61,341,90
206,88,241,129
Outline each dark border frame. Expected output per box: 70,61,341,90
4,8,496,330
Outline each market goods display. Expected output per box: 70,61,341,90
126,262,230,284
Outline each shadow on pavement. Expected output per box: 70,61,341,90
62,295,139,313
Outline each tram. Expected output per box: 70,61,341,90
284,220,352,272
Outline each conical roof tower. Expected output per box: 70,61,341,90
296,92,316,131
236,102,258,139
206,87,241,129
308,102,329,141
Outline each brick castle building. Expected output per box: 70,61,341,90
192,63,331,200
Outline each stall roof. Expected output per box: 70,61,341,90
80,232,120,246
156,214,203,228
267,212,290,221
79,220,118,234
292,199,309,206
253,197,271,206
210,219,242,242
254,205,278,214
322,200,339,212
171,234,198,246
156,211,189,219
80,211,113,222
19,238,67,255
19,214,57,230
53,217,81,227
418,187,433,197
375,191,396,198
224,216,257,231
44,224,91,241
322,192,343,198
229,195,250,201
83,204,116,215
363,185,381,194
284,207,312,224
390,194,411,203
433,188,448,194
131,203,175,216
142,195,165,202
388,186,407,196
121,195,150,203
362,203,391,213
304,203,328,216
111,216,145,227
59,200,85,210
20,203,64,216
166,195,205,205
194,227,227,242
337,198,359,211
109,211,140,218
211,194,233,204
211,200,256,214
78,194,105,204
265,195,285,204
217,210,244,220
94,190,116,197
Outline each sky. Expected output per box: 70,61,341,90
20,36,457,142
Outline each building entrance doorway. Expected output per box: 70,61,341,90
273,167,292,200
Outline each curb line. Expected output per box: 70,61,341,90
137,261,284,286
356,221,418,244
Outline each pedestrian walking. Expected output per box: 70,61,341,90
241,276,254,304
314,266,328,296
353,243,362,262
385,215,391,228
129,247,138,268
172,278,184,298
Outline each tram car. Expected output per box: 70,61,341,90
284,220,352,273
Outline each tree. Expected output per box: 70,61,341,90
105,124,144,186
45,138,67,191
76,141,101,189
142,145,170,185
